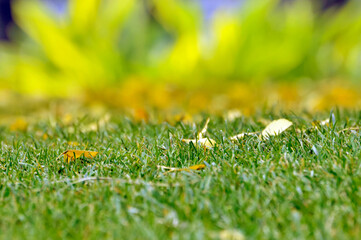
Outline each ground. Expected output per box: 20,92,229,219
1,109,361,239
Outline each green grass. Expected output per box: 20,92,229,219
1,110,361,239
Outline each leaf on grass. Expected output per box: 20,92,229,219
188,164,206,170
312,118,329,127
58,149,98,163
182,118,217,149
313,113,335,129
182,138,217,148
262,118,293,139
230,132,259,141
197,118,210,139
157,164,206,173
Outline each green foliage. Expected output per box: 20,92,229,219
1,0,361,96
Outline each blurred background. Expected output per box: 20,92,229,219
0,0,360,119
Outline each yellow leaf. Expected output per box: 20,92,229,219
10,118,28,132
197,138,217,148
182,138,216,149
59,150,99,163
230,132,259,141
157,163,206,173
188,164,206,170
262,118,293,139
182,118,217,149
197,118,210,139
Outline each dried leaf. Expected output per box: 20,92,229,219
182,118,217,149
157,164,206,173
188,164,206,170
230,132,259,141
262,118,293,139
197,118,210,139
182,138,216,148
313,113,335,128
313,118,329,127
58,149,98,163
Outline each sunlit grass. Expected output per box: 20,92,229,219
1,110,361,239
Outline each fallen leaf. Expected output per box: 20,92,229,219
262,118,293,139
157,164,206,173
188,164,206,170
182,138,217,148
313,113,335,129
197,118,210,139
312,118,329,127
182,118,217,149
58,150,99,163
230,132,259,141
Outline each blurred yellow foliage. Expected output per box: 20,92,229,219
0,0,360,113
10,118,28,132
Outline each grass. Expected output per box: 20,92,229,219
1,109,361,239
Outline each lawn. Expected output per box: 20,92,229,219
1,109,361,239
